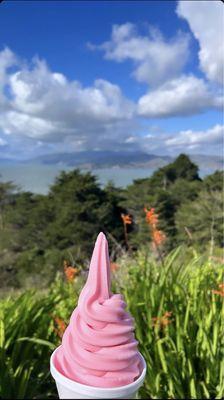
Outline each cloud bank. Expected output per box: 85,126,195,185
0,0,223,158
0,51,137,153
89,22,190,87
138,75,222,117
177,0,224,84
90,13,222,119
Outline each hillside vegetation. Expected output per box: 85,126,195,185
0,154,222,289
0,153,223,399
0,249,223,399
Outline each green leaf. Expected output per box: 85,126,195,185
17,337,55,350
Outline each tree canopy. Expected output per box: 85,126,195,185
0,155,222,288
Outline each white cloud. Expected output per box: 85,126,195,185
0,51,135,148
138,75,222,118
134,124,223,156
124,135,138,144
90,23,190,86
89,20,222,120
177,1,224,84
9,59,134,123
0,111,60,139
165,124,223,150
0,47,222,158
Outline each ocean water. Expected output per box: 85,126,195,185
0,163,215,194
0,164,156,194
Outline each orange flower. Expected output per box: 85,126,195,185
164,311,172,318
53,316,67,338
121,213,132,225
152,311,173,328
152,229,166,246
63,260,79,282
212,283,224,297
144,207,166,249
110,262,119,272
144,207,158,226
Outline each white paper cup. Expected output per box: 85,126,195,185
50,346,146,399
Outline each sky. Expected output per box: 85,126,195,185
0,0,223,160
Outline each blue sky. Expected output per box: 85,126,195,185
0,0,223,160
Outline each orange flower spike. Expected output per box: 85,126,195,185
110,262,119,272
152,311,173,328
161,317,172,327
54,317,66,331
212,290,224,297
64,263,79,282
152,229,166,246
121,213,126,223
212,283,224,297
164,311,172,318
68,267,78,282
121,213,132,225
53,316,67,338
212,285,224,297
144,207,158,226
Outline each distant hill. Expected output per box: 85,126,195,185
27,151,172,168
0,151,222,172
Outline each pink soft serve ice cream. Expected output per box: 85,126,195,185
54,232,143,388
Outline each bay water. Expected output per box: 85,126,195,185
0,163,214,194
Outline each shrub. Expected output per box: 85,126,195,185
0,248,223,399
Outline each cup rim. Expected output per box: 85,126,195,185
50,345,146,397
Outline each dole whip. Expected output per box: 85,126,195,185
51,232,146,399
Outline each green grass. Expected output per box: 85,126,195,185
0,248,223,399
114,248,224,399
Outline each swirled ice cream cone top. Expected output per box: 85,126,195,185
54,232,143,388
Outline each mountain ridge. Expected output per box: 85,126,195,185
0,151,222,171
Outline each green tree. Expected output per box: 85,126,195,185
168,153,200,181
7,192,52,251
149,154,201,189
99,181,126,245
46,170,124,258
123,155,202,249
0,180,17,230
176,189,223,251
1,170,126,287
203,170,223,191
171,178,202,206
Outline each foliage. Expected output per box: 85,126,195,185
203,170,223,191
145,153,201,190
1,170,124,288
0,291,57,399
0,270,83,399
123,157,222,252
0,155,222,288
176,189,223,248
0,249,223,399
122,155,203,249
113,249,224,399
0,180,17,230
